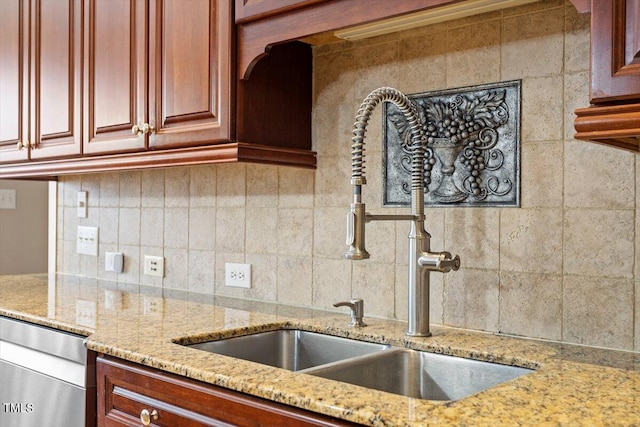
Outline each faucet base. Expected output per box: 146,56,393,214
406,331,432,337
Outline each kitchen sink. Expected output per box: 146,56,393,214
185,329,390,371
304,348,533,401
183,329,533,401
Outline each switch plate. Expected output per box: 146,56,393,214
225,263,251,288
77,226,99,256
77,191,87,218
143,255,164,277
0,189,16,209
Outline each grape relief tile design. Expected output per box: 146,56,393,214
382,80,521,207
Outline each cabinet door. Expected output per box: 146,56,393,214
590,0,640,103
147,0,232,149
29,0,83,159
83,0,147,154
0,0,29,163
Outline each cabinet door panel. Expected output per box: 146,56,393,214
0,0,28,162
84,0,147,154
590,0,640,103
148,0,231,149
30,0,82,159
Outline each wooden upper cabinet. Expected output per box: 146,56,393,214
574,0,640,151
84,0,231,154
0,0,28,163
590,0,640,103
235,0,329,23
148,0,232,149
30,0,83,159
0,0,82,162
84,0,147,155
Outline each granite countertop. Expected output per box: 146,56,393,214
1,274,638,426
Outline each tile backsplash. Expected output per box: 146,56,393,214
57,1,639,352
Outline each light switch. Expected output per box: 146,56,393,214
77,226,99,256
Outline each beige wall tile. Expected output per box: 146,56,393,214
444,268,499,331
520,141,563,208
119,208,140,246
500,271,562,340
636,280,640,351
99,207,119,244
189,207,216,251
564,209,634,279
312,258,352,310
277,208,313,257
140,208,164,248
277,256,312,306
215,207,245,253
564,71,590,141
563,276,634,350
446,20,500,88
398,32,447,94
141,169,165,208
521,76,563,142
164,208,189,249
99,173,119,207
118,244,140,285
246,207,278,255
245,254,277,301
279,167,314,208
120,171,141,208
163,247,188,291
500,208,563,274
352,261,395,318
445,209,500,270
314,155,351,208
246,165,277,207
189,166,216,208
188,250,215,294
216,164,246,207
165,168,190,208
564,140,635,209
353,41,399,100
501,7,564,79
564,4,591,73
313,207,346,259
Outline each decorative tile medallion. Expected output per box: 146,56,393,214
383,80,521,207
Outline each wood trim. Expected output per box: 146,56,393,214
568,0,590,13
0,143,316,178
237,0,461,79
574,102,640,151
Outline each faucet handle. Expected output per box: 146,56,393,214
333,298,367,327
440,253,461,273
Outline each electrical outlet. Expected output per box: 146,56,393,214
225,263,251,288
143,255,164,277
105,252,124,273
0,189,16,209
77,226,99,256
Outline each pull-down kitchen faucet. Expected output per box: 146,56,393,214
344,87,460,337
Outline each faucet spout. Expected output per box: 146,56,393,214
344,87,461,337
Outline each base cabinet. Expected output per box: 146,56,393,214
97,355,358,427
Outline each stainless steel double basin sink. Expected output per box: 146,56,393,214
185,329,532,401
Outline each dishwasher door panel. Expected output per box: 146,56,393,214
0,360,87,427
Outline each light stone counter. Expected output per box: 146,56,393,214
1,274,638,426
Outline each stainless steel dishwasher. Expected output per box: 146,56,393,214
0,317,96,427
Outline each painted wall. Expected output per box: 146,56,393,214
56,1,639,352
0,179,49,274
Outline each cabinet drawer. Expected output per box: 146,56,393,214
97,355,358,427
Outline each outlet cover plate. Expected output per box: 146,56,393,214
225,263,251,288
143,255,164,277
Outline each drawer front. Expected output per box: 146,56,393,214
97,355,357,427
